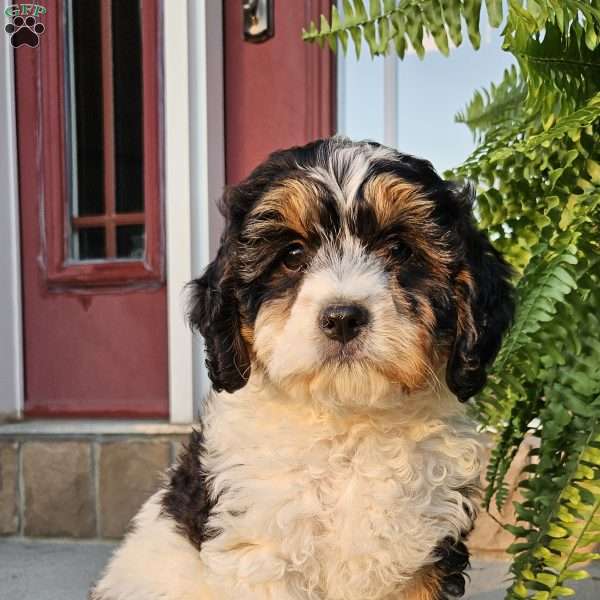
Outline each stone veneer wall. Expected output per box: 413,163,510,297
0,431,189,539
0,426,530,556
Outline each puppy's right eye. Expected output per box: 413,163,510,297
281,243,307,272
391,240,413,264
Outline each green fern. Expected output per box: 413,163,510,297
492,92,600,160
455,66,527,142
302,0,497,58
480,194,599,509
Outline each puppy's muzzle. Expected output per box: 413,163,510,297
319,304,370,344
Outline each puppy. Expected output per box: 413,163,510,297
91,137,513,600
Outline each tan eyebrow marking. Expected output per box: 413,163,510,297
363,173,454,271
246,179,322,239
363,173,433,229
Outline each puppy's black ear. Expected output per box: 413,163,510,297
446,184,515,401
187,213,250,394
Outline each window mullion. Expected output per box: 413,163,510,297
100,0,116,259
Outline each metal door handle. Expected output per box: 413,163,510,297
243,0,274,43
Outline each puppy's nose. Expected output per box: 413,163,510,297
319,304,369,343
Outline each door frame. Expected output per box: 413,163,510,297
0,30,23,422
164,0,225,422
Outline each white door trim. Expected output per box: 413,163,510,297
164,0,224,423
164,0,194,423
0,31,24,421
188,0,225,413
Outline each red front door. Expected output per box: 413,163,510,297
224,0,335,184
15,0,167,418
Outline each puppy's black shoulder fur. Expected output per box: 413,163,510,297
161,428,217,550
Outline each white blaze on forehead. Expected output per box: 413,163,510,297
304,141,397,211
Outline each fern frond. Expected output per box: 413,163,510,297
508,428,600,599
491,92,600,161
455,66,527,142
515,22,600,117
302,0,491,58
507,370,600,599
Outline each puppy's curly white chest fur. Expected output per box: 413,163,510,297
199,383,482,600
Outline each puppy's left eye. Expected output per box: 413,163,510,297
391,241,413,264
281,243,307,272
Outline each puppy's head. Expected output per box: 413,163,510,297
189,138,513,408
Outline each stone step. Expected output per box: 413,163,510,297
0,421,191,539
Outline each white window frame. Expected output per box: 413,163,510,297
383,54,398,147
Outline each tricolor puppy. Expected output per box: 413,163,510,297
92,138,514,600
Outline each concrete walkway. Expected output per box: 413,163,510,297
0,539,599,599
0,539,114,600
